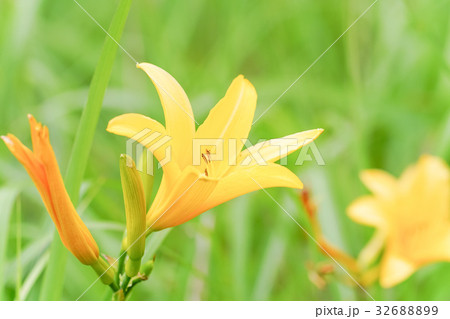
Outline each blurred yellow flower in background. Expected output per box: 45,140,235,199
107,63,323,231
348,155,450,288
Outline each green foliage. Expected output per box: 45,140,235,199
0,188,19,300
0,0,449,301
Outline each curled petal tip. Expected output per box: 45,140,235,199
105,117,117,133
136,62,150,70
1,135,13,146
105,121,112,132
27,114,41,131
313,128,324,139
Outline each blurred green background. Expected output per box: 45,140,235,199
0,0,449,301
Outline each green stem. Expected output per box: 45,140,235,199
109,281,120,292
113,289,125,301
121,274,131,292
124,258,154,298
15,196,22,301
39,0,133,301
115,249,126,284
124,275,146,298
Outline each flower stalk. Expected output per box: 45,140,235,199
91,257,116,286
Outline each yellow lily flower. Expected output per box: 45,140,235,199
107,63,323,231
348,155,450,288
2,115,99,265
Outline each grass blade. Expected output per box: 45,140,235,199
39,0,133,300
143,229,172,260
251,233,285,301
0,187,19,301
15,197,22,300
19,252,50,301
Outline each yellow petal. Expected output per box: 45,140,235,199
107,113,179,184
107,113,166,137
195,75,257,176
438,230,450,260
146,166,218,230
399,155,448,194
380,253,416,288
197,163,303,213
237,129,323,166
419,154,450,180
415,228,450,263
107,113,167,159
347,196,386,228
137,63,195,169
398,154,449,220
360,169,397,199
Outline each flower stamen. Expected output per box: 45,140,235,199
201,148,215,177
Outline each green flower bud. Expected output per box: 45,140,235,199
120,154,146,277
140,259,154,277
125,258,141,278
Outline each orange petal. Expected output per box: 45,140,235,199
2,134,52,216
147,166,218,230
3,117,99,265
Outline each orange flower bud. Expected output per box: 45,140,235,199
2,115,99,265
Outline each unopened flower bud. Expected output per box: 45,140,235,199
120,154,146,277
141,259,154,277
